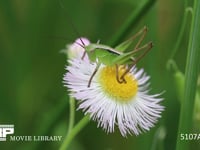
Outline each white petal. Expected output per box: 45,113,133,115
63,56,164,137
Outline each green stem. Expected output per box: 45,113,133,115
109,0,156,46
67,97,75,134
59,115,90,150
166,59,179,73
169,7,192,59
176,0,200,150
167,0,192,71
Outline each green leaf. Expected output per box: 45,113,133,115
176,0,200,149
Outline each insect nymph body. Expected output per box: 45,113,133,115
80,26,152,87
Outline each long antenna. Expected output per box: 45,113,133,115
46,35,84,49
59,0,85,47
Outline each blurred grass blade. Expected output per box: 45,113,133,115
176,0,200,149
109,0,156,46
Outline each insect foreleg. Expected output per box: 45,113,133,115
81,51,87,60
87,63,101,87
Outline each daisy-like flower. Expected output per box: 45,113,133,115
63,38,164,137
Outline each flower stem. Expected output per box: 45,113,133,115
67,96,75,134
176,0,200,149
59,115,90,150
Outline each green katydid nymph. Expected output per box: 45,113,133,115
79,26,153,87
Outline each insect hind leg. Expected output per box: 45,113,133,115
115,64,126,84
120,42,153,80
134,26,148,49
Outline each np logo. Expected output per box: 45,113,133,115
0,125,14,141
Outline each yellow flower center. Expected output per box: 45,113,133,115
98,66,138,102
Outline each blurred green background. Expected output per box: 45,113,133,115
0,0,199,150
